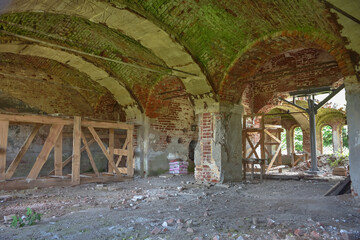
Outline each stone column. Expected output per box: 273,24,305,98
332,124,342,153
194,102,243,183
345,75,360,197
285,128,292,155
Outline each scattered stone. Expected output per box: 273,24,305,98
310,230,321,239
161,227,168,233
151,227,161,235
294,229,304,236
187,227,194,233
4,215,15,223
186,219,193,226
167,218,175,226
267,218,275,227
162,221,168,227
213,235,220,240
252,217,257,225
177,187,184,191
236,236,244,240
132,195,145,201
177,219,183,224
204,211,209,217
193,237,203,240
177,223,184,229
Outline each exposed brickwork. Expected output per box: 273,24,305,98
220,31,353,106
194,112,220,183
145,77,197,152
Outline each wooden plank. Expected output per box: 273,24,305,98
72,117,81,185
5,124,41,179
0,121,9,180
264,147,271,158
264,124,282,129
81,132,100,177
0,113,72,125
118,167,127,174
264,129,281,143
54,131,63,176
114,149,128,156
27,124,64,180
88,127,121,175
82,119,133,130
127,128,134,177
266,143,282,174
108,129,114,173
48,139,95,175
246,135,260,159
0,175,130,191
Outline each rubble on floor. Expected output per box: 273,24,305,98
0,175,359,240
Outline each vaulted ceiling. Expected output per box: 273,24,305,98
0,0,358,120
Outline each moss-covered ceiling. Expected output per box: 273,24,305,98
0,0,356,119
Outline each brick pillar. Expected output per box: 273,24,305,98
345,75,360,197
194,103,243,183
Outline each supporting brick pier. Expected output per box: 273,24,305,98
194,103,243,183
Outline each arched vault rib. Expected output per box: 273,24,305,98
0,42,135,106
2,0,213,96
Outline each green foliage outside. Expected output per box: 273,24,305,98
322,125,333,154
281,130,287,154
294,127,303,153
11,208,42,228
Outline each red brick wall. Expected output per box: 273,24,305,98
195,112,220,183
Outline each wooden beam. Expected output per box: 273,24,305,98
48,139,95,175
54,131,63,176
266,143,283,174
108,129,114,173
27,124,64,180
127,128,134,177
264,129,281,143
88,127,121,175
6,124,41,179
246,135,260,159
82,119,133,130
115,137,130,166
72,116,81,185
81,132,100,177
0,113,72,125
0,121,9,180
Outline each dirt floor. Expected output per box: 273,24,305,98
0,174,360,240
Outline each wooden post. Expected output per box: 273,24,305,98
72,116,81,185
108,129,114,173
6,124,41,179
27,124,64,180
0,121,9,181
260,114,265,160
127,127,134,177
54,131,63,176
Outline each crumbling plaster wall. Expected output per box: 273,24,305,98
345,75,360,197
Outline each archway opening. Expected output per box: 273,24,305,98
281,128,288,155
294,127,303,154
322,125,333,154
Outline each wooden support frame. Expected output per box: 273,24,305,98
0,121,9,181
0,113,134,190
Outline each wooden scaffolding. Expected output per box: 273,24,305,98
0,113,134,190
242,114,285,177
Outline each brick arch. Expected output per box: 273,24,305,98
219,30,354,104
2,0,213,97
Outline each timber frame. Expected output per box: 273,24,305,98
0,113,134,190
242,114,285,176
